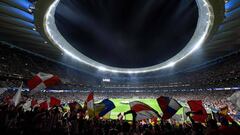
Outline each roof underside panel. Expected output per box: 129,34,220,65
0,0,32,13
0,14,34,29
0,4,33,22
0,0,240,78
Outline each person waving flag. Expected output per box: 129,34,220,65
157,96,182,120
27,72,61,94
187,100,207,123
127,101,160,122
95,99,115,118
85,91,95,118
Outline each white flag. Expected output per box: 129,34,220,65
12,82,23,106
23,98,32,112
0,88,7,95
227,91,240,111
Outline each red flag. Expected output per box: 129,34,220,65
28,72,61,93
187,100,207,123
50,97,61,107
86,92,94,102
39,101,48,111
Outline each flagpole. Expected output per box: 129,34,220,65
93,91,96,118
13,82,23,106
182,106,185,123
20,81,23,88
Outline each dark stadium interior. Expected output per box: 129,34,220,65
1,0,240,135
55,0,198,68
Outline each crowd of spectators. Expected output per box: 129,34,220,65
102,52,240,90
0,89,238,115
1,42,240,90
142,52,240,89
0,90,240,135
1,42,240,134
1,0,240,132
0,43,98,89
31,90,239,115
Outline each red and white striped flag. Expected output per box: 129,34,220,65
86,91,94,118
27,72,61,93
129,101,160,121
39,101,49,111
50,97,61,107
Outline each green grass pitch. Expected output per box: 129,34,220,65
109,98,184,120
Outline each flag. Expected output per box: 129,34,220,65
12,82,23,106
187,100,207,123
103,112,111,119
219,106,229,116
50,97,61,107
129,101,160,121
0,88,7,95
182,105,191,122
86,91,94,118
23,98,32,111
95,99,115,117
227,91,240,111
157,96,182,120
27,72,61,93
117,113,124,121
39,101,48,111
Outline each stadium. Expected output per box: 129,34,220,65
0,0,240,134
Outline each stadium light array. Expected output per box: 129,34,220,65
43,0,214,74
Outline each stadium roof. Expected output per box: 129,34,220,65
0,0,240,78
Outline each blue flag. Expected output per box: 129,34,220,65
95,99,115,117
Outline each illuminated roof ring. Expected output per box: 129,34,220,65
43,0,214,74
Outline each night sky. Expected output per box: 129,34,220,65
55,0,198,68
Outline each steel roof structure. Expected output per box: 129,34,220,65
0,0,240,79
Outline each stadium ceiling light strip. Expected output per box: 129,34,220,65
43,0,214,74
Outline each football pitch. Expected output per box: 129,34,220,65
109,98,184,120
